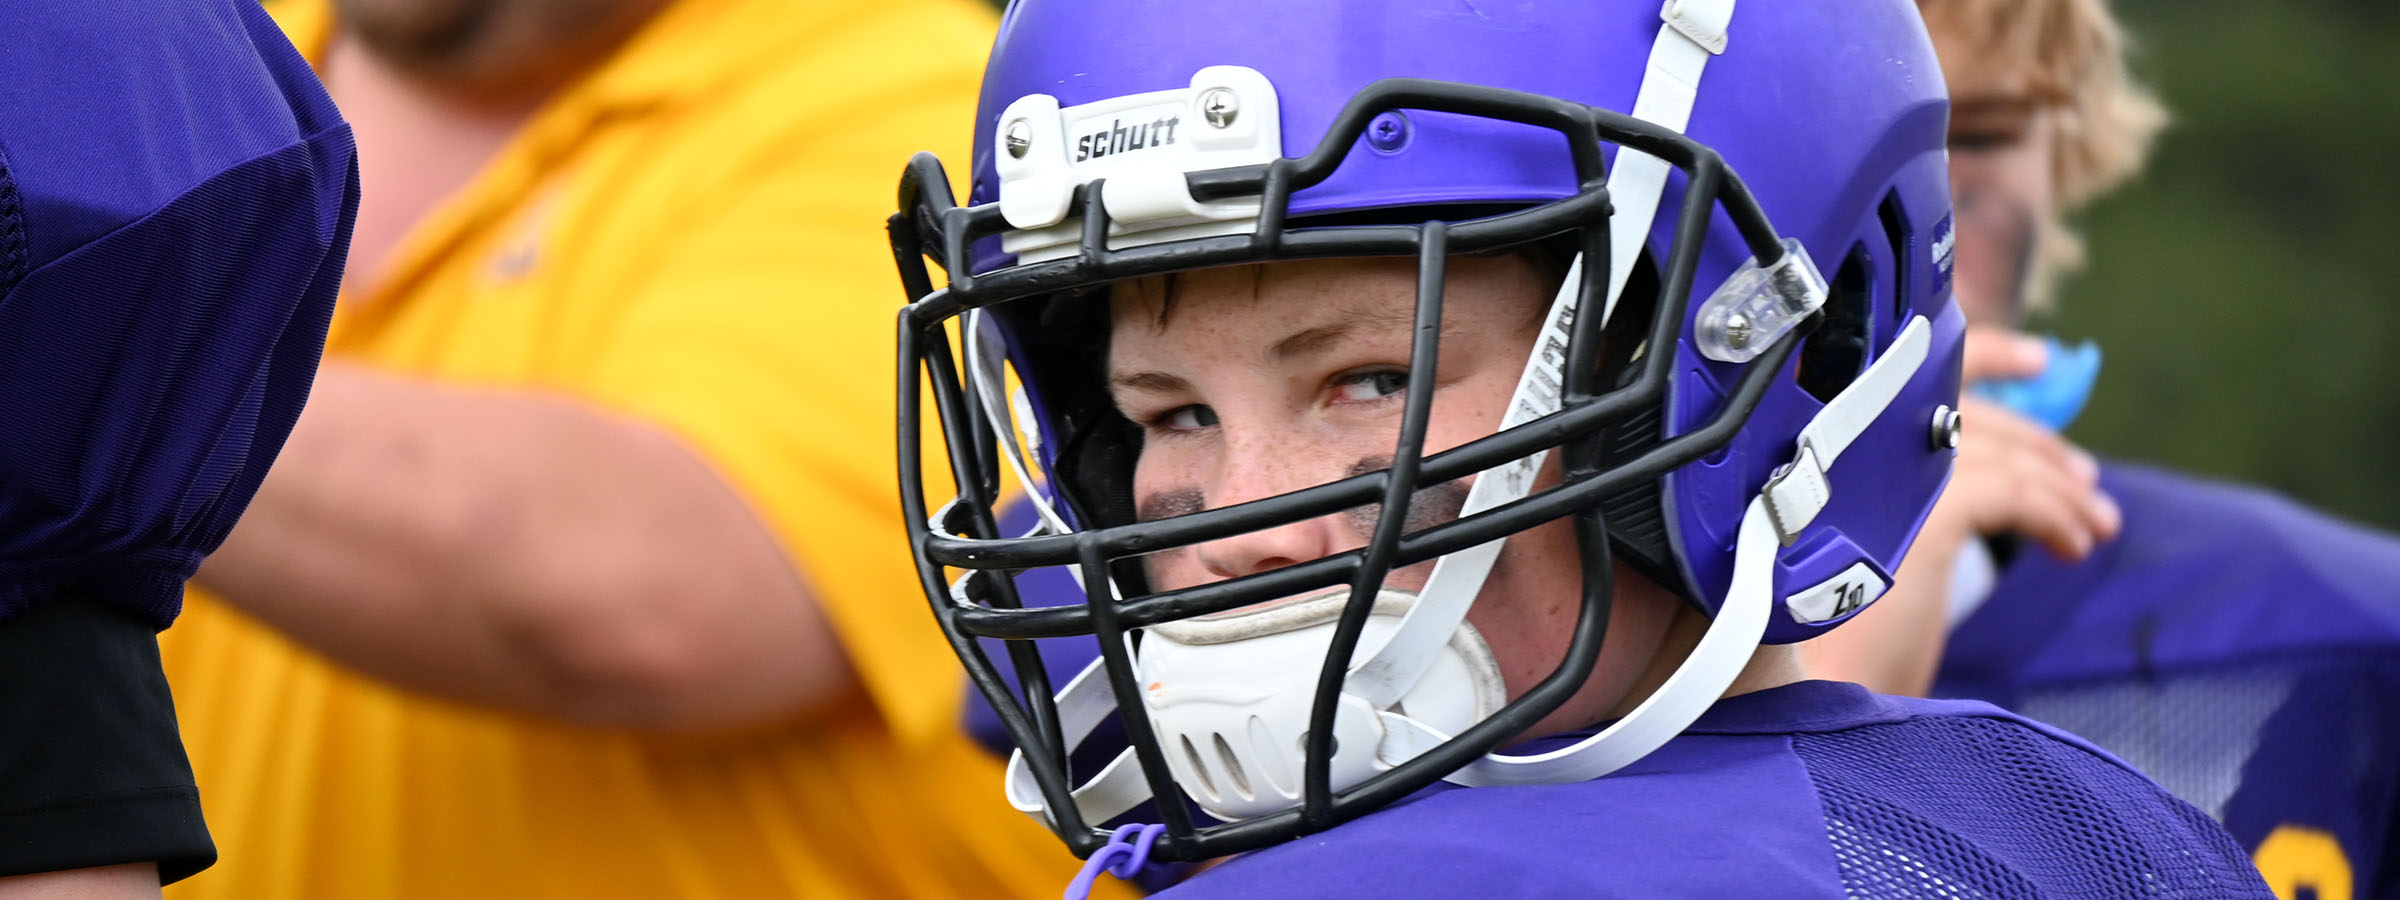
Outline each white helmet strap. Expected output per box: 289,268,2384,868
1341,0,1738,731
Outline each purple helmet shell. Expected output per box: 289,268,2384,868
960,0,1961,640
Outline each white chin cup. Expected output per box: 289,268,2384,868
1134,588,1505,822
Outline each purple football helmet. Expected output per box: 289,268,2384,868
888,0,1962,862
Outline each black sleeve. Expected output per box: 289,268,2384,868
0,592,214,884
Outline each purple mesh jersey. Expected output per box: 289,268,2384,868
1940,462,2400,898
0,0,357,627
1154,681,2267,899
962,492,2300,896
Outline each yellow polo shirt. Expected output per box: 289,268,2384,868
158,1,1114,897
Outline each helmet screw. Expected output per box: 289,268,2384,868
1931,404,1963,450
1722,312,1752,350
1003,118,1032,159
1200,88,1239,128
1366,111,1411,153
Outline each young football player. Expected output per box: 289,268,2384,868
1805,1,2400,895
891,1,2274,896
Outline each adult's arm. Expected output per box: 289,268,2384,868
0,864,161,900
186,41,988,734
196,369,854,731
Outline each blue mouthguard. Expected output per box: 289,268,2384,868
1968,336,2102,431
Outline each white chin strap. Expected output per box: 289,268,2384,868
995,0,1945,826
1341,0,1738,718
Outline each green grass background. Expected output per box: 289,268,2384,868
2053,0,2400,529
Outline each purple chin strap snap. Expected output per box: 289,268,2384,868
1063,822,1167,900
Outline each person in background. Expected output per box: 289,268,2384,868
1802,2,2400,897
158,0,1118,897
0,0,356,895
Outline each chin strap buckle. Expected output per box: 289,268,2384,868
1761,443,1832,545
1662,0,1734,54
1064,823,1165,900
1759,315,1937,546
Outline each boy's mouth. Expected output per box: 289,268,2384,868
1161,586,1425,643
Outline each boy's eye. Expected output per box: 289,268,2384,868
1333,370,1410,403
1948,128,2023,154
1165,405,1219,430
1947,97,2038,156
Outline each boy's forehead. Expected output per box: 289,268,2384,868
1102,254,1551,376
1108,259,1420,336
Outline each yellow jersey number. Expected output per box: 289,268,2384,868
2252,825,2353,900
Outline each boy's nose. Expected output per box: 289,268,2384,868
1192,448,1353,580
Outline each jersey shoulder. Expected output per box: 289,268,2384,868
1795,696,2273,898
1157,729,1848,900
1950,461,2400,690
0,0,344,272
1161,685,2269,900
1934,464,2400,899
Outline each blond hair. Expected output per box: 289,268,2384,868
1919,0,2168,306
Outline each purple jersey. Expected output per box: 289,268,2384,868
1156,681,2266,899
966,497,2281,896
0,0,355,627
1940,462,2400,899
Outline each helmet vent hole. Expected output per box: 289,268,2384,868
1180,734,1218,797
1796,242,1873,405
1877,190,1914,326
1212,733,1254,799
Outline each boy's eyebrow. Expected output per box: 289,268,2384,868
1109,370,1189,394
1269,306,1416,362
1109,302,1421,394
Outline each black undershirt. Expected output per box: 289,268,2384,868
0,590,214,883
